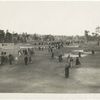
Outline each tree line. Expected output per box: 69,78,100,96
84,26,100,42
0,29,55,43
0,26,100,44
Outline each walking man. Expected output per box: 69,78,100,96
78,52,81,58
8,54,13,65
24,55,28,65
65,63,70,78
1,52,4,65
59,54,63,62
91,50,95,55
76,57,81,65
51,52,54,59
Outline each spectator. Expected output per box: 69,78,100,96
24,54,28,65
65,63,70,78
1,52,4,65
8,54,13,65
76,57,81,65
59,54,63,62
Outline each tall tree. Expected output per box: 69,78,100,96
43,35,55,41
0,30,5,43
5,30,12,43
12,32,19,43
33,33,40,40
95,26,100,34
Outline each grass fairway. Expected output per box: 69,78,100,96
0,48,100,93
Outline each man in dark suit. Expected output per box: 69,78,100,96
65,63,71,78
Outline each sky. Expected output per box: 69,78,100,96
0,1,100,36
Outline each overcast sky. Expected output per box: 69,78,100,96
0,1,100,36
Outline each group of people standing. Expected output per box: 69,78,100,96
65,54,81,78
0,42,95,80
18,48,34,65
64,49,95,78
0,52,14,65
48,43,82,78
0,47,35,66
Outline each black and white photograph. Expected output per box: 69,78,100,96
0,1,100,95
